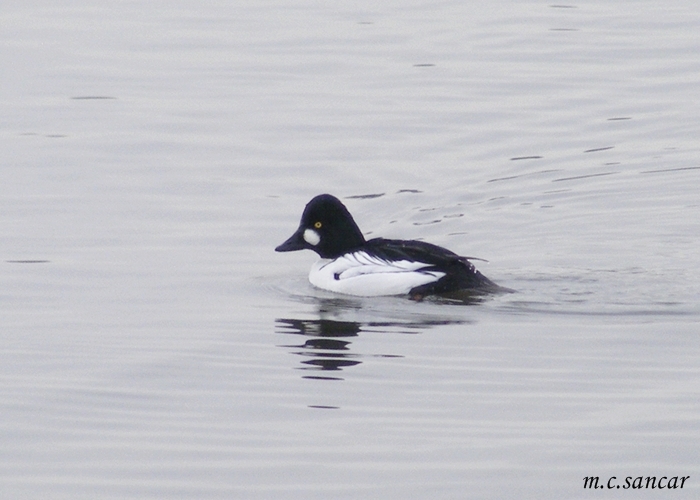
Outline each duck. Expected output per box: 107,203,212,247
275,194,500,299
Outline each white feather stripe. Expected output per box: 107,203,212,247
309,253,445,297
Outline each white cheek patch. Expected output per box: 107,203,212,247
303,229,321,246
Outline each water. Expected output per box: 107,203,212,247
2,1,699,498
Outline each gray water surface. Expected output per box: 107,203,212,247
2,1,699,499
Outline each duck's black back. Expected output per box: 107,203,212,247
364,238,497,294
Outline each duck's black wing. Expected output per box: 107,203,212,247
363,238,498,297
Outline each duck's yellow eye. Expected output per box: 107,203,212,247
314,221,322,229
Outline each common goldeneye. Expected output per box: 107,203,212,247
275,194,499,299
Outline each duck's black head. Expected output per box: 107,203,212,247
275,194,366,259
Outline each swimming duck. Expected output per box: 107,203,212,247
275,194,499,299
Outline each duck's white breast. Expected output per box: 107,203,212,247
308,252,445,297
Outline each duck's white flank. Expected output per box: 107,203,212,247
308,251,445,297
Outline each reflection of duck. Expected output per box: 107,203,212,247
276,318,361,338
276,194,501,300
275,305,469,379
276,318,363,379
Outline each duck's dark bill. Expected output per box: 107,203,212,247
275,228,306,252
